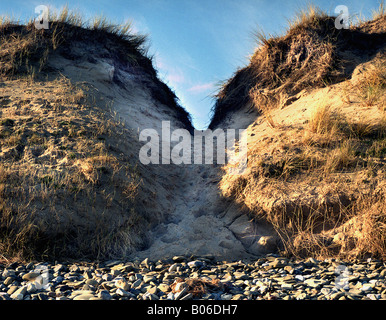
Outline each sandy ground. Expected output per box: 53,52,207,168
46,53,275,261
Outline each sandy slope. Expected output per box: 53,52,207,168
46,52,275,261
129,164,252,261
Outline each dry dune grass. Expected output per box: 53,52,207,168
209,6,385,129
221,87,385,258
218,6,386,259
0,8,193,132
0,6,198,261
221,111,385,259
345,59,386,109
0,9,192,261
0,7,147,78
0,76,151,261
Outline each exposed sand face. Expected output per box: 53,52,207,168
129,163,275,261
46,51,276,261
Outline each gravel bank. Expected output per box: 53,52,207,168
0,255,385,301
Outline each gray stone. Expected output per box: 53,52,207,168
69,290,95,300
168,264,179,272
53,276,64,284
295,292,309,300
367,293,381,300
101,281,115,291
143,292,159,300
143,275,156,284
110,269,121,277
10,286,27,300
105,260,122,268
172,256,186,263
132,279,142,288
347,293,362,300
83,270,93,279
98,290,112,300
304,278,328,289
249,236,277,254
37,293,49,301
147,286,159,295
86,279,99,287
2,269,15,278
158,283,170,293
73,294,95,300
164,272,177,280
307,258,320,265
361,283,374,292
167,292,175,300
54,264,65,273
116,288,134,298
102,273,113,281
4,276,14,286
115,279,130,291
27,282,38,293
0,293,11,300
271,258,287,269
10,293,24,300
188,260,204,269
141,258,150,268
135,273,143,280
281,283,294,290
220,293,233,300
233,272,248,280
25,262,34,270
69,265,80,273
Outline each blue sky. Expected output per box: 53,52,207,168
0,0,383,129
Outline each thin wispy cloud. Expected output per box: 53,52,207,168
187,82,215,94
167,69,186,84
155,56,186,85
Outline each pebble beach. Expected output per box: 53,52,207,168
1,254,385,301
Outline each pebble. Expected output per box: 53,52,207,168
10,286,27,300
188,260,204,269
73,293,95,300
281,283,294,290
0,256,384,300
158,284,170,293
27,283,38,294
168,264,179,272
2,269,15,278
143,275,155,284
115,279,130,291
22,272,40,282
132,279,142,288
172,256,186,263
304,278,327,288
98,290,112,300
116,288,134,298
4,277,14,286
